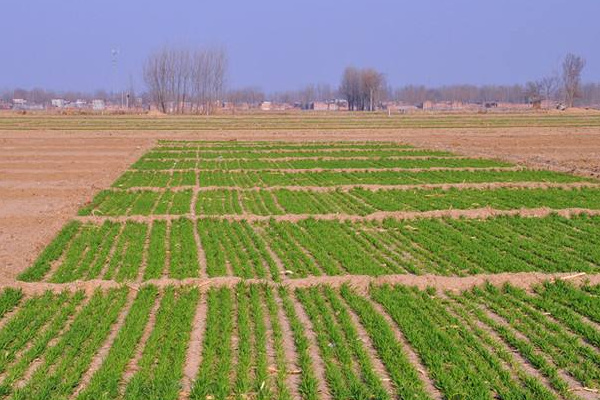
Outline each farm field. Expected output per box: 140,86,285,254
0,281,599,399
2,112,600,131
3,135,600,399
17,140,600,283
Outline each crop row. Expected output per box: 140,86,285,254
112,169,590,188
0,281,597,399
131,156,510,171
81,186,600,216
21,214,600,282
142,148,455,160
18,218,281,282
258,214,600,277
79,189,193,216
369,282,600,400
113,171,196,188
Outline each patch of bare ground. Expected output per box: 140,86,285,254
180,292,207,398
1,272,599,296
114,181,600,193
72,288,137,397
119,290,161,394
0,135,152,280
289,291,332,399
366,296,443,400
73,207,600,225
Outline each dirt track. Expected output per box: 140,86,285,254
1,126,600,279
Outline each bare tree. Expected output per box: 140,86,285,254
539,75,559,102
143,47,170,113
524,81,542,103
340,67,385,111
144,45,228,114
562,53,586,107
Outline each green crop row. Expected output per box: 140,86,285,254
195,186,600,216
371,284,560,399
197,219,278,279
81,186,600,217
19,214,600,282
258,215,600,277
113,171,196,189
191,284,294,400
132,156,509,171
79,190,193,216
199,169,591,187
124,286,199,400
111,168,593,189
9,288,128,399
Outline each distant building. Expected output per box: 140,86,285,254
51,99,66,108
92,99,106,111
260,101,272,111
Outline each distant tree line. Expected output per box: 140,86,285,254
3,52,596,111
391,54,589,108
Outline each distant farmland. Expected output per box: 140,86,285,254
2,111,600,130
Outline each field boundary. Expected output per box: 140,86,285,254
1,272,597,296
74,207,600,224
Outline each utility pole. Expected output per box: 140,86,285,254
111,48,120,108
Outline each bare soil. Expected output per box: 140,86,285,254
1,125,600,280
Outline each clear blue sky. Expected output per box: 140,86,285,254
2,0,598,93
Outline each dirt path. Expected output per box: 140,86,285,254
72,207,600,224
0,271,596,296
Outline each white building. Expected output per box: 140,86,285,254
92,99,106,111
51,99,66,108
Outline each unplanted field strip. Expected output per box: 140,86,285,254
2,272,598,296
108,181,600,193
74,207,600,224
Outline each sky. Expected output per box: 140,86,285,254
2,0,599,93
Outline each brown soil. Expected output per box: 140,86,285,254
0,272,597,296
0,134,152,280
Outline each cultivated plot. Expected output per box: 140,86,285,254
0,281,599,399
18,140,600,282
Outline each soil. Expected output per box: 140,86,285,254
1,125,600,281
